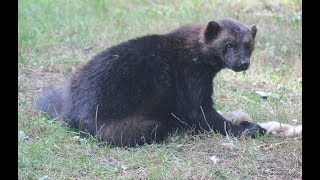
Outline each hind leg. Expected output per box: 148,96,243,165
97,116,168,147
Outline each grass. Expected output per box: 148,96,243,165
18,0,302,179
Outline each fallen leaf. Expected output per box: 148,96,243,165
219,95,228,101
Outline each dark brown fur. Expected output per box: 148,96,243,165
37,18,265,147
97,116,165,146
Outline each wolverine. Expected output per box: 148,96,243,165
37,18,266,147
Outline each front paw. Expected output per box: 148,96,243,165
232,122,266,138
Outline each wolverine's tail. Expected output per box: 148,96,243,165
36,85,64,119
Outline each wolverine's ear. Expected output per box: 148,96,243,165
204,21,221,42
250,24,257,37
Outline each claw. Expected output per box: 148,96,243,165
230,122,266,138
249,124,266,138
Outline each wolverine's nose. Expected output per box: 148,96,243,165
240,61,250,69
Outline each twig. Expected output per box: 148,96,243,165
241,96,258,104
259,141,288,150
200,106,213,131
95,104,99,134
171,113,192,128
224,121,231,140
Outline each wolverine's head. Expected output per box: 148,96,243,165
200,18,257,72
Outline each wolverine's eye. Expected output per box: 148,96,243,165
223,43,233,53
226,43,233,49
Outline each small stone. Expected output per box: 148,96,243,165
210,155,220,164
38,175,48,180
19,130,28,141
254,91,280,99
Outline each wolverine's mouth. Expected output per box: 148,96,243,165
233,65,249,72
230,68,242,72
232,66,249,72
227,63,250,72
